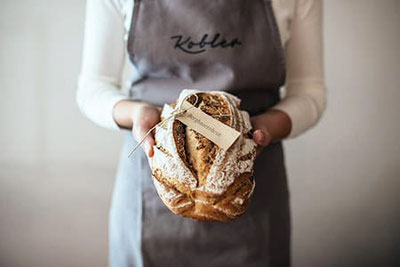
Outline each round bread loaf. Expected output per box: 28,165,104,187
151,89,257,221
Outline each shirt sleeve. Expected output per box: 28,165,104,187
76,0,130,131
271,0,327,138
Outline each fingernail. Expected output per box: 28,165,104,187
257,131,265,142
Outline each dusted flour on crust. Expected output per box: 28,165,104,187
151,89,257,221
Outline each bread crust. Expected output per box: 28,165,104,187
151,90,257,221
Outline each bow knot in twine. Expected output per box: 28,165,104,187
127,93,199,158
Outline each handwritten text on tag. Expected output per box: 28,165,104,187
176,101,241,150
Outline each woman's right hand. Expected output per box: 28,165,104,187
130,102,162,158
113,100,161,159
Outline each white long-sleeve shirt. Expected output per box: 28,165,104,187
76,0,326,138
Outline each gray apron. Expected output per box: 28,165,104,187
109,0,290,266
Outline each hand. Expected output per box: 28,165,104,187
131,102,162,159
250,115,272,157
250,109,292,157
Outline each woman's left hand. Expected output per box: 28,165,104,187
250,115,272,157
250,109,292,157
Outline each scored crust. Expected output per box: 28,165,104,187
151,89,257,221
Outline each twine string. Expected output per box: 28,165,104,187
127,93,234,158
127,94,199,158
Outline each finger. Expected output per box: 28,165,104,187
144,136,155,158
133,126,155,157
252,129,271,147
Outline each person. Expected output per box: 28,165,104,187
76,0,326,266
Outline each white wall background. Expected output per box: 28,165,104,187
1,0,399,266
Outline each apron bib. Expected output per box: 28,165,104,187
109,0,290,266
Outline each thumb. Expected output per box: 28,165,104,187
144,136,155,158
133,126,155,157
253,129,271,147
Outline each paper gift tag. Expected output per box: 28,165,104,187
176,100,241,150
